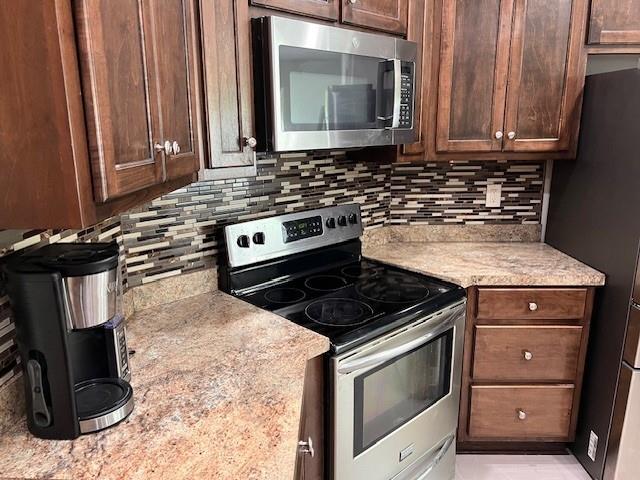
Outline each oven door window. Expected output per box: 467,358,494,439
353,329,453,457
278,46,393,131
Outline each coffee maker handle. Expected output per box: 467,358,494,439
26,359,52,428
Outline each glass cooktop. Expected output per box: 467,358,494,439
238,258,464,353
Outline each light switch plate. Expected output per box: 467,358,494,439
588,431,598,461
486,184,502,208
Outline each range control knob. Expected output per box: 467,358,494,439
337,215,347,227
237,235,250,248
252,232,265,245
348,213,358,225
326,217,336,229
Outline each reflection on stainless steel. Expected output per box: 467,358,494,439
63,268,117,329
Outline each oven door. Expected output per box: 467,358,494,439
263,16,416,152
331,300,466,480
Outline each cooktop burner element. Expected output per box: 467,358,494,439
305,298,374,327
264,288,306,304
356,271,430,303
304,275,348,292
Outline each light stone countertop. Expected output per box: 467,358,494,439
0,291,329,480
364,242,605,288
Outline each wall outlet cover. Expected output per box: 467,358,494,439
486,184,502,208
588,430,598,461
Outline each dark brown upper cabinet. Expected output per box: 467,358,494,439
250,0,339,21
502,0,586,153
0,0,200,229
341,0,409,35
199,0,257,179
588,0,640,45
425,0,588,161
74,0,200,201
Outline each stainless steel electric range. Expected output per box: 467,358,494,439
219,205,466,480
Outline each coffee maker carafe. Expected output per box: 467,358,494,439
4,243,133,440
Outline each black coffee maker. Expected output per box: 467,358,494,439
4,243,133,440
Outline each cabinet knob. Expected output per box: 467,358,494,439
172,141,181,155
495,131,503,140
523,350,533,361
154,140,173,156
349,0,357,3
517,409,527,421
508,131,516,140
528,302,538,311
243,136,257,149
298,437,315,458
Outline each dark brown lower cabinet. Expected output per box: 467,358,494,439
458,287,595,451
295,355,325,480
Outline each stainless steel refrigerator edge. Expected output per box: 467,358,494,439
546,68,640,480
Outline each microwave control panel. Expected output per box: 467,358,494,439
399,62,415,129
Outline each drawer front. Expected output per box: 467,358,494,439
473,326,582,381
469,385,574,440
477,288,587,320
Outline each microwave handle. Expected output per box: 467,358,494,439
390,59,401,129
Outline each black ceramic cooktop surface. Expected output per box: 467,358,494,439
238,258,464,353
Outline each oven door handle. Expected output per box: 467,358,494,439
337,311,457,375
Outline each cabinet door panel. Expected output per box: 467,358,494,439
147,0,200,180
200,0,255,173
503,0,587,152
341,0,408,35
436,0,513,152
75,0,162,202
250,0,339,21
589,0,640,45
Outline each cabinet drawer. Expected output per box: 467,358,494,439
477,288,587,320
473,326,582,381
469,385,574,440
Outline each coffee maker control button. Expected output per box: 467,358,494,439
348,213,358,224
237,235,250,248
338,215,347,227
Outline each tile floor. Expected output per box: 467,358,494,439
455,454,591,480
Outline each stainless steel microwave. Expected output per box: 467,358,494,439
252,16,418,152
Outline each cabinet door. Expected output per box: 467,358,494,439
200,0,256,174
75,0,163,202
147,0,200,180
294,356,324,480
436,0,514,153
502,0,587,152
589,0,640,45
250,0,339,21
341,0,408,35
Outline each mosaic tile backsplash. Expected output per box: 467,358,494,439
0,152,544,390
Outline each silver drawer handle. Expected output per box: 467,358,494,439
528,302,538,311
298,437,315,458
154,140,173,156
517,409,527,420
523,350,533,361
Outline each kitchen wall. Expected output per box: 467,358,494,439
0,152,544,392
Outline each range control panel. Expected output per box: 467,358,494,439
399,62,415,129
224,205,363,268
283,216,323,243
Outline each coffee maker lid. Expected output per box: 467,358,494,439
6,243,119,277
